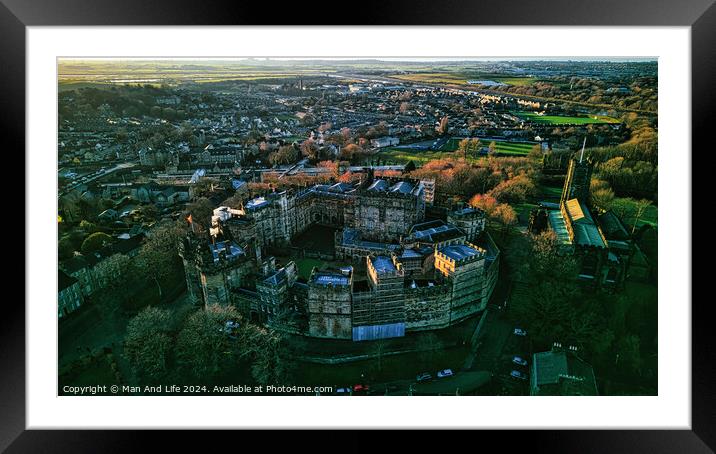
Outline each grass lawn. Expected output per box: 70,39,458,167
437,137,536,155
293,257,329,280
374,149,477,165
375,137,535,165
513,202,539,225
513,111,620,125
538,185,563,201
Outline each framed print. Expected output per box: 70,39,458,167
3,0,712,451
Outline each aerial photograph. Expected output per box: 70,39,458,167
57,57,658,396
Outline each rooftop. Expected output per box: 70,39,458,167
245,196,270,211
564,199,606,248
389,181,413,194
451,206,485,217
548,210,572,246
367,179,389,192
208,241,244,262
532,349,598,396
438,243,482,262
370,255,397,274
410,220,464,243
312,273,350,286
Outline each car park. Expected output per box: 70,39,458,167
437,369,454,378
512,356,528,366
416,372,432,382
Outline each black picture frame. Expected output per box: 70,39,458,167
2,0,710,451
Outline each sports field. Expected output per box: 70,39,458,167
372,138,536,165
513,111,620,125
437,138,536,155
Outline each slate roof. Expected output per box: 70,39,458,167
439,243,482,262
564,199,606,248
532,350,598,396
597,210,630,241
312,273,350,286
371,255,396,274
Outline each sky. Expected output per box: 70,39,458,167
59,57,657,63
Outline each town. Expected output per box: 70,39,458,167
58,58,658,396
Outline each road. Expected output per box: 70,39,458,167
59,161,137,197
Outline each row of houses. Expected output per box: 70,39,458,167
58,233,145,319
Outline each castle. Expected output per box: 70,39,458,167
179,170,499,341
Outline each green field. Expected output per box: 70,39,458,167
390,72,538,87
293,258,329,280
372,149,478,165
514,111,620,125
437,138,536,155
373,138,535,165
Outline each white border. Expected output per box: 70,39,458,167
27,26,690,429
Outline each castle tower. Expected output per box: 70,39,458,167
561,139,593,205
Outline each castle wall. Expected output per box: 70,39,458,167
307,283,352,339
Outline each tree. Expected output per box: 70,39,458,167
631,199,653,234
493,203,518,235
488,141,497,156
245,324,291,384
185,197,214,228
124,306,173,382
527,144,542,162
58,236,76,260
591,187,615,211
95,253,134,293
299,139,319,160
508,231,584,349
457,138,480,160
80,232,112,254
617,334,642,375
139,204,160,222
488,174,536,204
469,194,499,217
135,221,183,299
590,178,615,211
268,144,299,166
175,305,242,379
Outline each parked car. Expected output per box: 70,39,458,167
513,328,527,336
353,384,370,393
416,372,432,382
510,370,528,380
336,387,351,394
437,369,454,378
512,356,528,366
